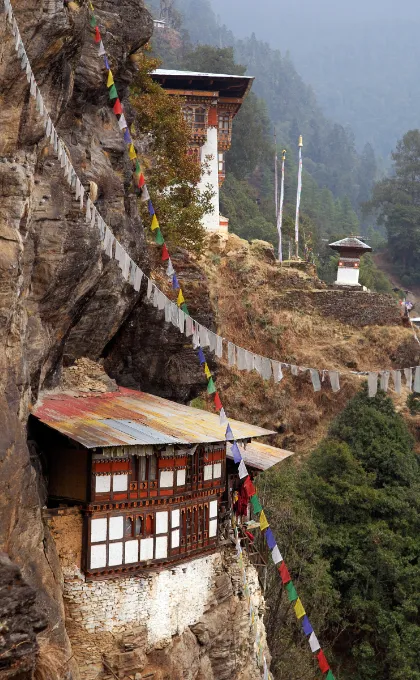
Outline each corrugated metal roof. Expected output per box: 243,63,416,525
226,441,293,471
32,388,275,449
153,68,253,80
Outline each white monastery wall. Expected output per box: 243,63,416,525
63,552,221,647
199,125,220,232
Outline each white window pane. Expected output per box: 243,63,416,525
171,509,180,528
95,476,111,493
209,518,217,538
108,541,123,566
113,474,128,492
140,537,154,561
171,529,180,548
91,517,107,543
159,470,174,488
209,500,218,518
204,465,213,481
156,511,168,534
155,535,168,559
109,516,124,540
176,469,186,486
213,462,222,479
90,544,106,569
125,539,139,564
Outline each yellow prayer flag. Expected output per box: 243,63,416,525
151,215,159,231
204,363,211,379
129,144,136,160
294,598,306,620
107,70,114,88
259,510,269,531
177,290,185,307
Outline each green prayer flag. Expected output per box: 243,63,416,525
135,160,141,174
250,495,263,514
155,229,164,245
207,377,216,394
90,14,97,27
108,84,118,100
181,303,189,315
285,581,298,602
326,672,335,680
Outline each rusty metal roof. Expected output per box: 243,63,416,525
226,441,293,471
32,388,275,449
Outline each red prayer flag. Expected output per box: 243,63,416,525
94,26,101,43
113,99,123,115
161,244,170,261
243,476,256,498
138,173,145,188
317,650,330,674
279,561,291,584
214,392,223,411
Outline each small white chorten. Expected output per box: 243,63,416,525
329,237,372,287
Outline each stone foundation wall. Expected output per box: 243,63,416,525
47,509,269,680
279,289,401,327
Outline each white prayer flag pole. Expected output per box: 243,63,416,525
274,130,278,218
294,135,303,258
277,149,286,262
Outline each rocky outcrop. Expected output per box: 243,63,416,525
0,1,211,676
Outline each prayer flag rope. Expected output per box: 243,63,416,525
3,6,336,676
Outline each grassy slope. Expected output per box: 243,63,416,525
197,235,419,454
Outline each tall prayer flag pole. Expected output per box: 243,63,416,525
294,135,303,258
277,149,286,262
274,130,278,218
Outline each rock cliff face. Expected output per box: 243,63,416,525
0,1,211,676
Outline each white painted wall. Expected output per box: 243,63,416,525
336,266,360,286
199,126,220,232
63,554,223,647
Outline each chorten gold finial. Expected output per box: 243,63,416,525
298,135,303,148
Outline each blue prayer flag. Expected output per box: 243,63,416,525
302,616,313,636
265,527,276,550
104,56,110,70
172,273,180,290
197,347,206,365
225,424,234,441
123,128,131,144
148,200,155,216
231,442,242,464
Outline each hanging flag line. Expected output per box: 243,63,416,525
4,7,339,676
84,14,338,677
233,522,273,680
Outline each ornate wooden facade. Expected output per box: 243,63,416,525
31,387,279,581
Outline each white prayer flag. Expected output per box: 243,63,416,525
178,309,186,334
391,370,402,394
166,258,175,277
253,354,263,375
329,370,340,393
271,545,282,564
164,299,172,323
310,368,321,392
227,342,236,367
215,334,223,358
219,408,228,425
368,372,378,398
414,366,420,393
199,324,210,348
271,361,283,383
98,40,106,56
238,460,248,479
146,278,153,300
185,315,194,337
157,289,167,311
30,73,36,98
122,252,130,281
208,330,217,354
244,350,253,371
309,632,320,653
291,365,299,376
380,370,390,392
90,204,96,229
237,347,247,370
134,266,143,292
404,368,413,391
118,114,128,130
85,198,92,224
261,357,272,380
140,185,150,202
